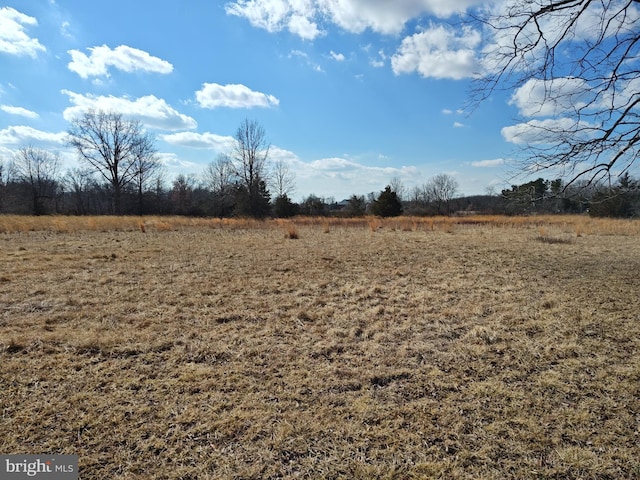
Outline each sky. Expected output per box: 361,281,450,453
0,0,540,201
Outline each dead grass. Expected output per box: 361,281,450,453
1,215,640,478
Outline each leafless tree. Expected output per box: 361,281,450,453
67,110,158,214
232,118,269,187
231,118,271,216
388,176,406,201
474,0,640,189
203,153,234,193
0,157,6,212
203,153,235,217
63,167,97,215
132,137,162,214
12,146,61,215
425,173,459,215
272,158,295,198
171,173,197,215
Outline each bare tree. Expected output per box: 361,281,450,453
203,153,234,193
231,118,271,217
132,136,162,214
474,0,640,189
203,153,235,217
272,158,296,198
12,146,61,215
67,110,158,214
171,174,197,215
63,167,97,215
0,157,6,212
425,173,459,215
388,176,406,202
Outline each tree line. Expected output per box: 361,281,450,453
1,110,638,218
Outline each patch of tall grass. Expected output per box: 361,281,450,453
1,214,639,235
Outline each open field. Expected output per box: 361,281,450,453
1,215,639,479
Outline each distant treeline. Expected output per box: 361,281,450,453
1,170,638,218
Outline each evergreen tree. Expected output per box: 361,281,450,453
371,186,403,217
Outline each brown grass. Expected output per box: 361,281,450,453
1,215,640,478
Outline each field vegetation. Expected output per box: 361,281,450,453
1,215,639,479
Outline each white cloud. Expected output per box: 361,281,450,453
318,0,475,34
225,0,484,39
226,0,323,39
288,49,324,72
391,24,481,80
156,152,200,170
289,49,308,59
160,131,236,151
573,1,640,41
251,145,423,200
330,50,345,61
195,83,280,109
288,14,323,39
509,77,589,118
0,7,46,58
67,45,173,79
1,105,39,119
296,155,420,198
61,90,197,131
501,118,594,145
471,158,506,168
60,20,72,38
453,121,464,128
599,77,640,112
0,125,66,146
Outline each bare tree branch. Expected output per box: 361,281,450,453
473,0,640,191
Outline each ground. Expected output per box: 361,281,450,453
1,215,639,479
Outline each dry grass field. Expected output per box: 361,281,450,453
1,215,639,479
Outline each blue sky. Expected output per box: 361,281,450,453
0,0,528,201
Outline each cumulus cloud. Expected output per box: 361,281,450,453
67,45,173,79
297,156,420,197
156,152,200,170
501,118,594,145
288,13,323,39
1,105,39,119
509,77,589,118
0,125,66,146
195,83,280,109
61,90,197,131
160,131,236,151
226,0,323,39
471,158,506,168
330,50,345,61
391,24,481,80
318,0,481,34
225,0,484,39
253,144,422,199
0,7,46,57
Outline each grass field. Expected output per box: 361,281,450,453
1,215,639,479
